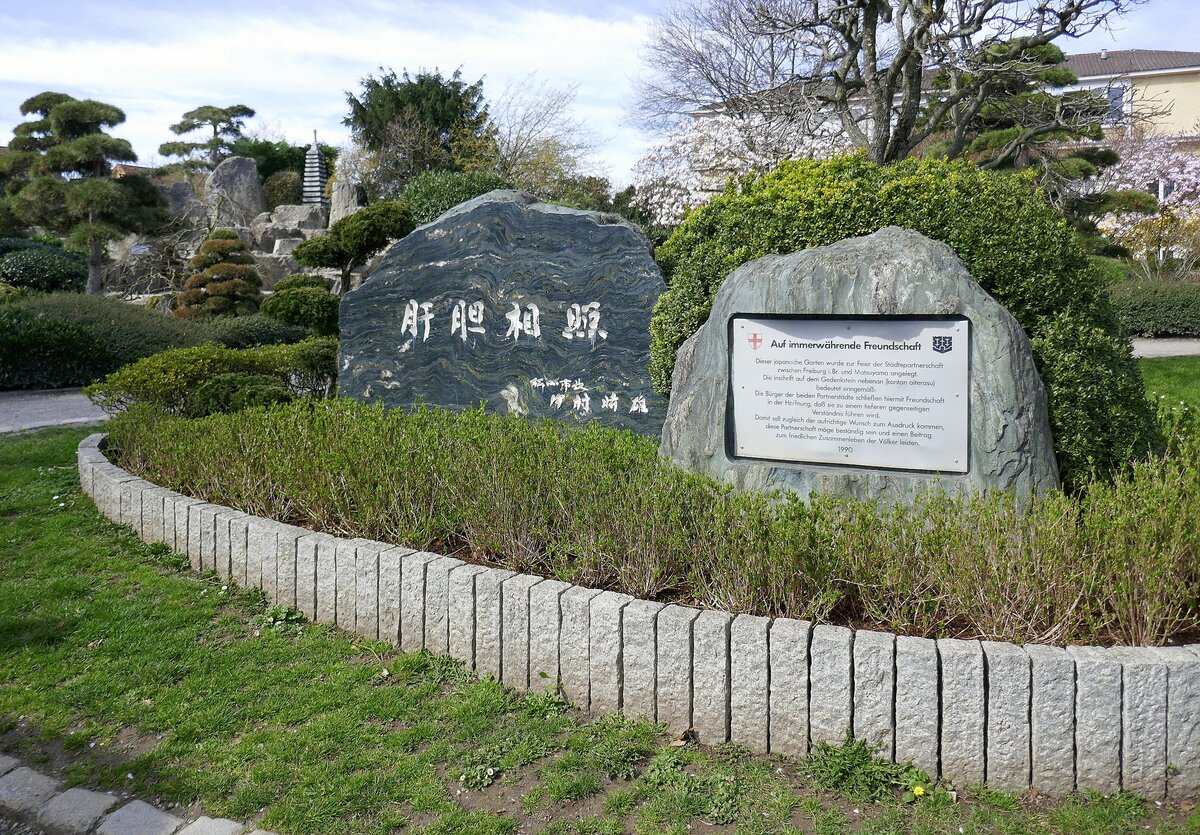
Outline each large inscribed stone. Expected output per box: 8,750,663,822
339,191,666,434
661,227,1059,502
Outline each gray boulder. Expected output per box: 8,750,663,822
660,227,1059,504
160,181,195,215
253,253,302,289
339,189,667,435
203,156,266,228
272,203,328,233
329,180,366,226
272,237,306,257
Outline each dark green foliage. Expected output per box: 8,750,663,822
344,67,489,155
158,104,255,170
261,286,339,336
262,170,301,210
294,199,414,293
1,92,165,294
85,336,338,415
400,169,513,224
1110,281,1200,337
273,273,329,293
0,247,86,292
650,154,1159,486
0,236,60,259
104,398,1200,645
175,229,262,319
204,313,309,348
0,306,113,388
226,137,338,182
190,372,295,416
0,293,212,388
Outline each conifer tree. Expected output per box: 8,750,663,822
2,92,165,294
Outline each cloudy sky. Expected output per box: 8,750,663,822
0,0,1195,188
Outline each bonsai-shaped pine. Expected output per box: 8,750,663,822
174,229,263,319
159,104,256,171
1,92,166,294
293,200,414,294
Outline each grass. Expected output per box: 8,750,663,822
1141,356,1200,409
2,424,1200,833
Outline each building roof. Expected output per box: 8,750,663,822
1066,49,1200,79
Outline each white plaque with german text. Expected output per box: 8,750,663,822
729,316,969,472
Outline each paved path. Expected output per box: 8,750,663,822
0,389,108,434
0,754,275,835
1131,338,1200,358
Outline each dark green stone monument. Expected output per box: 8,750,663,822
338,190,667,435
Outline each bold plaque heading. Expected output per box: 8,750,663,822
728,315,970,473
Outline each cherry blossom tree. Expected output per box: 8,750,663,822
631,113,849,228
1089,135,1200,280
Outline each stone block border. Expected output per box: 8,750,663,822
0,752,277,835
78,434,1200,799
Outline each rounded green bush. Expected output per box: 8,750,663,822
273,273,329,293
261,286,339,336
191,372,295,416
263,170,302,211
400,169,514,225
650,154,1158,487
203,313,308,348
208,228,241,241
0,248,87,292
84,335,338,413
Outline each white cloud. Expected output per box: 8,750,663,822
0,1,660,186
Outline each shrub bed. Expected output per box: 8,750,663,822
1110,280,1200,337
104,398,1200,646
0,294,312,390
85,337,337,415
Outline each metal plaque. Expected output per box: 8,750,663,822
729,315,970,473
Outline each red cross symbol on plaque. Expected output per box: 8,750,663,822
748,332,763,350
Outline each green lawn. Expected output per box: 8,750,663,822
1141,356,1200,408
1,425,1198,834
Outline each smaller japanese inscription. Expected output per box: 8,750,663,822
729,316,969,473
338,191,668,435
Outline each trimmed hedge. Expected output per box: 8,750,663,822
204,314,310,349
84,336,338,415
261,286,339,336
1110,281,1200,337
650,154,1158,487
0,294,311,389
272,274,329,293
1,294,203,389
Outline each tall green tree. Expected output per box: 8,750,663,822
341,68,495,197
3,92,165,294
159,104,256,169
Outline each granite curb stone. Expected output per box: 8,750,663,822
0,768,60,816
36,787,119,834
96,799,182,835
